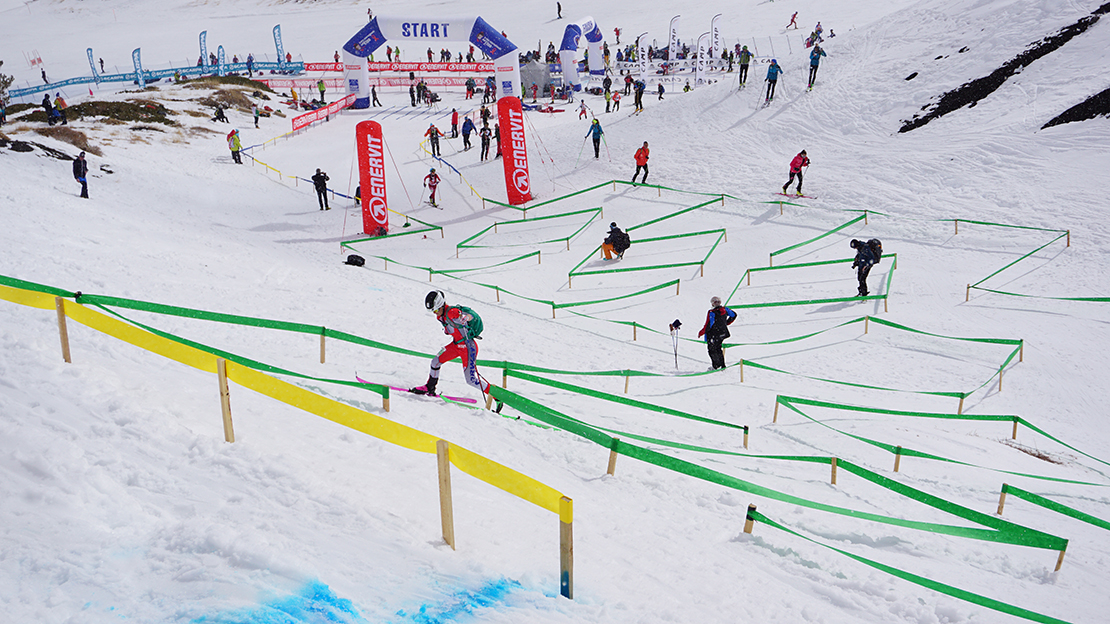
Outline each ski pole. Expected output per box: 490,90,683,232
575,135,588,167
602,134,612,162
669,319,682,369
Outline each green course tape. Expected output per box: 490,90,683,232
750,510,1071,624
1002,484,1110,531
770,214,867,258
457,207,602,250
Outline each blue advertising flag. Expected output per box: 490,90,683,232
200,31,208,67
87,48,100,83
217,46,227,77
132,48,145,88
273,25,285,65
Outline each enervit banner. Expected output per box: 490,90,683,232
291,93,357,131
355,121,389,235
343,16,520,107
497,97,532,206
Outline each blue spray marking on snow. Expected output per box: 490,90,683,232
191,580,367,624
391,577,522,623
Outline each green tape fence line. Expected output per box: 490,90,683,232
1002,484,1110,532
567,228,726,278
956,219,1067,234
456,207,602,250
778,396,1110,480
770,214,867,259
0,275,1024,407
340,215,443,245
750,510,1071,624
625,198,726,232
970,286,1110,303
742,359,966,399
431,251,540,276
727,255,896,310
972,232,1069,288
497,385,1068,549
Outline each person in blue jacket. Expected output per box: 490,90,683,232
808,45,827,89
585,119,604,159
697,296,737,370
461,116,476,150
765,59,783,102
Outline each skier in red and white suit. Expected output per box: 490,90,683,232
411,291,502,412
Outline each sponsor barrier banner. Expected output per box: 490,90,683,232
355,120,389,235
497,97,532,206
368,62,494,72
291,93,356,131
305,62,346,72
257,78,346,89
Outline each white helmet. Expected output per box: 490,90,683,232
425,290,445,311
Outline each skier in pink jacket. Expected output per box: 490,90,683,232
782,150,810,195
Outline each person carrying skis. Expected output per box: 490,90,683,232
765,59,783,102
809,44,827,89
227,129,242,164
602,222,631,260
411,290,502,412
782,149,810,195
631,141,650,185
424,168,441,207
578,99,589,120
451,108,459,138
697,296,737,370
850,239,878,297
425,123,442,157
737,45,753,86
479,123,493,161
585,119,604,159
461,116,476,150
312,168,330,210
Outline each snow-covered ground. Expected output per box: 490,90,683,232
2,0,1109,622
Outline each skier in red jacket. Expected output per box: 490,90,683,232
632,142,650,185
424,168,441,207
411,290,502,412
782,150,810,195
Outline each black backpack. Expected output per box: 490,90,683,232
345,254,365,267
613,231,631,253
867,239,883,264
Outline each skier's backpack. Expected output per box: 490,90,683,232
454,305,484,339
613,231,631,254
867,239,883,264
344,254,365,267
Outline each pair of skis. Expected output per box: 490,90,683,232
356,376,507,414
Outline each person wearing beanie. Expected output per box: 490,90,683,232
697,296,737,370
72,151,89,198
312,168,330,210
602,222,631,260
227,129,242,164
783,150,810,195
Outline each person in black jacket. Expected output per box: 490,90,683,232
850,239,877,296
72,151,89,198
602,222,630,260
697,296,737,370
312,168,330,210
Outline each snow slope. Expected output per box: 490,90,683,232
2,0,1109,623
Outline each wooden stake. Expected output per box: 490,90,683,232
633,323,637,341
773,401,779,423
675,281,680,296
538,251,542,265
1066,230,1070,247
566,239,570,251
382,393,390,413
884,296,888,313
1012,417,1019,440
1055,546,1067,572
966,284,970,302
997,484,1008,515
552,305,556,319
502,368,508,388
700,263,704,277
1019,341,1024,362
217,358,235,443
560,496,574,599
436,440,456,550
319,331,326,364
746,270,750,286
606,438,620,475
743,504,757,534
955,219,959,235
54,297,72,364
779,202,783,215
769,254,773,267
624,375,630,394
831,457,838,485
384,259,388,271
958,396,965,415
999,370,1003,393
864,210,869,225
739,359,744,383
743,426,749,449
484,393,494,410
864,316,869,334
496,286,500,302
893,446,902,472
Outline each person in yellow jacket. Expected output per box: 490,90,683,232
53,93,68,125
227,129,242,164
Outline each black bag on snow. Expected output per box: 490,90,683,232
345,254,365,267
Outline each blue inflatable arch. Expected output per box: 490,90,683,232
343,16,523,108
558,17,605,92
